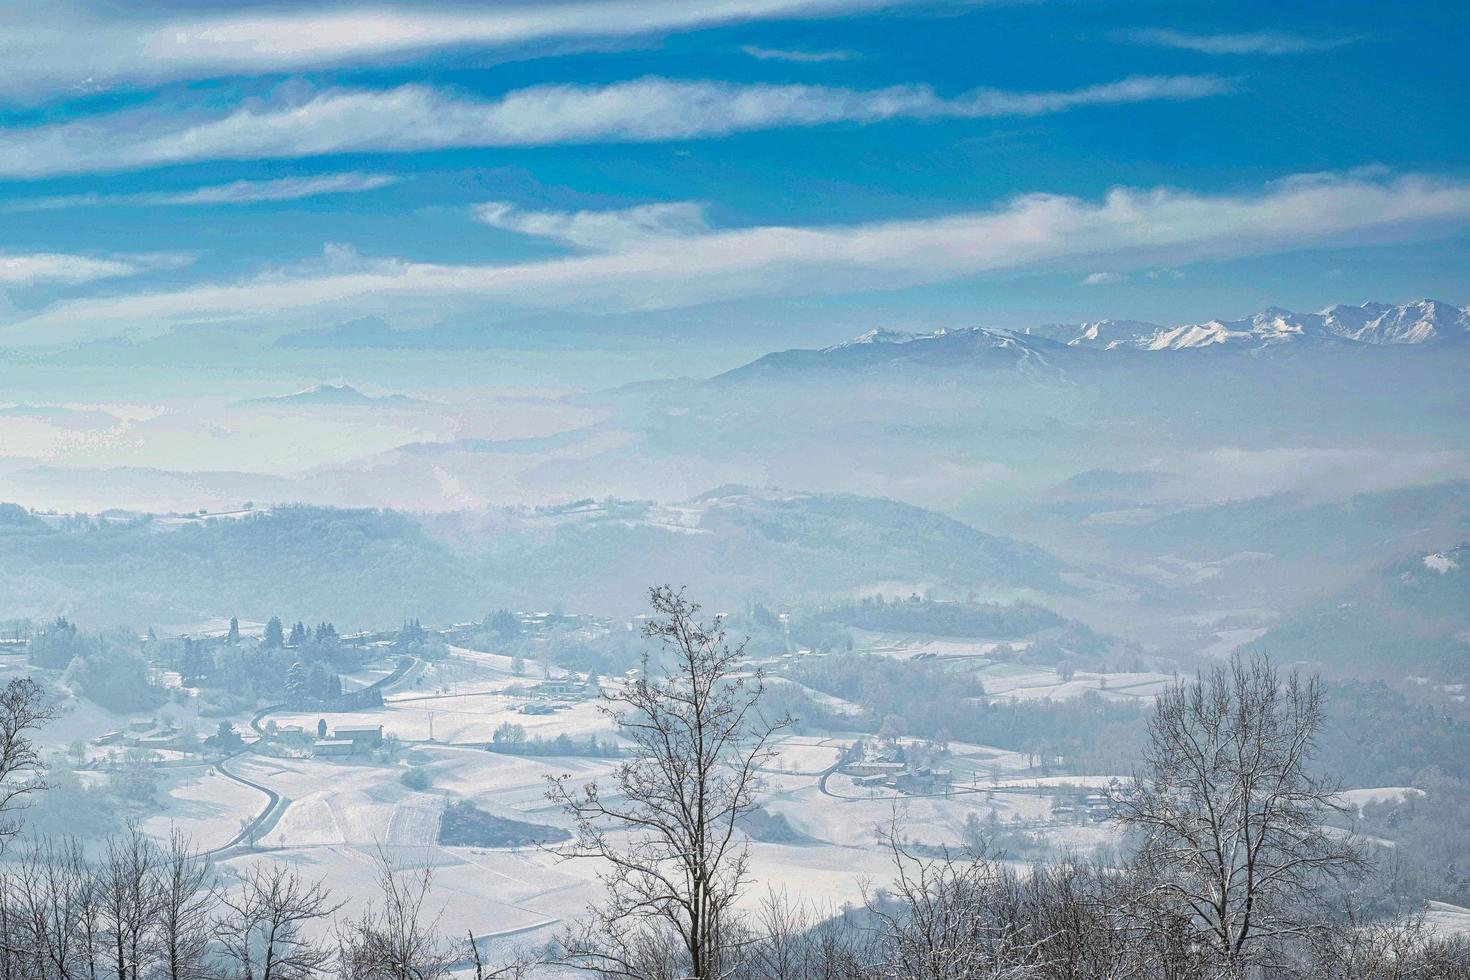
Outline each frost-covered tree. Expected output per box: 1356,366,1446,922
548,586,790,979
1111,653,1366,973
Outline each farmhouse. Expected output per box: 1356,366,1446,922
332,725,384,749
312,738,358,758
534,677,589,698
894,767,953,793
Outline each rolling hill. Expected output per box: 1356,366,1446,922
0,489,1065,629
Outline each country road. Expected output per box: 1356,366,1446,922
218,654,419,856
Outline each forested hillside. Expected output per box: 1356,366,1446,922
0,491,1063,627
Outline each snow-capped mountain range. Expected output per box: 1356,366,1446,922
1024,299,1469,351
822,300,1466,356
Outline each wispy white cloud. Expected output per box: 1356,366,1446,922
8,171,1469,346
5,172,400,212
741,44,859,62
474,200,710,250
0,251,190,287
0,74,1230,179
1126,28,1359,55
0,0,925,100
1081,271,1126,286
155,172,400,206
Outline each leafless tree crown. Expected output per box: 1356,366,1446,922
547,585,792,980
1111,652,1366,973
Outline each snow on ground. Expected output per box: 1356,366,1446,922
155,617,268,638
446,644,552,681
764,676,863,716
270,690,617,745
763,736,845,775
988,775,1119,790
218,844,600,951
233,755,440,848
140,766,268,849
977,668,1175,703
424,744,617,817
1424,902,1470,938
72,652,1140,960
848,629,1032,662
946,741,1034,774
197,746,616,953
744,841,905,910
1424,552,1461,574
1333,786,1426,811
1196,627,1271,659
773,780,1051,848
120,733,1130,959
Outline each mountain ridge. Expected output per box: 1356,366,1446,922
726,299,1469,378
237,383,425,407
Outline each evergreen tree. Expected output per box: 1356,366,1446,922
289,621,307,647
486,608,520,638
263,616,284,649
286,662,307,703
181,638,209,684
227,616,240,644
306,663,326,699
396,618,428,648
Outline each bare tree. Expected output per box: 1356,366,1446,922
547,586,791,980
67,841,105,980
218,864,339,980
1110,653,1365,975
151,831,216,980
97,828,161,980
1304,907,1470,979
861,837,1044,980
6,838,103,980
0,677,54,849
336,850,452,980
742,891,871,980
465,937,539,980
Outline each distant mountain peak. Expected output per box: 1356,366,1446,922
241,383,420,407
823,328,922,351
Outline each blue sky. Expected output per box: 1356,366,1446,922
1,0,1469,394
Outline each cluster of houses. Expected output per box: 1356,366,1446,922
94,718,192,751
1051,792,1113,822
519,676,595,714
843,745,954,794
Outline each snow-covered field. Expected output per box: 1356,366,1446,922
978,667,1175,703
848,629,1032,661
833,632,1175,703
140,766,268,849
1333,786,1426,811
763,736,845,775
1424,901,1470,938
13,642,1139,956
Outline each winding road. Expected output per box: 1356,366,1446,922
210,655,418,856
